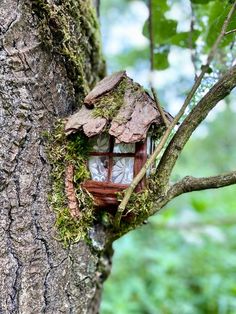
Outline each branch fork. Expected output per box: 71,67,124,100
114,1,236,229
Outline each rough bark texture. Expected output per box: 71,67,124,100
0,1,110,313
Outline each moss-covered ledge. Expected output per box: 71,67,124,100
45,120,158,245
31,0,106,105
45,121,95,245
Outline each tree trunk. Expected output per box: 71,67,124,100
0,1,110,313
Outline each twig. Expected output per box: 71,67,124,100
157,171,236,214
154,64,236,196
148,0,169,128
151,87,170,127
114,1,236,229
225,28,236,35
190,2,198,79
207,2,236,64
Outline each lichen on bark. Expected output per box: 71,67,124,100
31,0,106,106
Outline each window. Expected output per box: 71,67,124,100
88,135,136,185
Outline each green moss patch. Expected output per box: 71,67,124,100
46,121,95,245
92,78,141,120
31,0,106,105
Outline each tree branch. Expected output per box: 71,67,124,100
114,2,236,229
155,64,236,190
166,170,236,203
147,170,236,216
225,28,236,35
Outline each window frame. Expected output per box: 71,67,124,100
89,136,138,183
82,135,148,208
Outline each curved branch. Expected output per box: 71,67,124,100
114,2,236,229
166,170,236,202
149,170,236,215
225,29,236,35
155,65,236,190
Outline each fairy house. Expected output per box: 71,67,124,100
65,71,172,209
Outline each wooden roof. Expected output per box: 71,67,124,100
65,72,173,143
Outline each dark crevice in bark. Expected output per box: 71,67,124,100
0,1,110,312
6,196,22,313
31,165,52,312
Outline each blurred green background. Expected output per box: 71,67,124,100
99,1,236,313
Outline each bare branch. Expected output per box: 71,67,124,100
166,170,236,202
207,2,236,63
151,87,170,127
114,2,236,229
225,28,236,35
148,0,169,128
147,170,236,217
190,2,198,78
155,64,236,190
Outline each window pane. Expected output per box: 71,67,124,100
113,142,135,153
147,136,154,176
88,156,108,181
90,134,109,152
111,157,134,184
147,136,154,156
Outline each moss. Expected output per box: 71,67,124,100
92,78,141,120
113,186,155,237
45,121,161,243
31,0,106,106
46,120,95,246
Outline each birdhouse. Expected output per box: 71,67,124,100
65,71,172,210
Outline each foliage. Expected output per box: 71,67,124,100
101,213,236,314
147,0,235,70
101,103,236,313
100,0,236,312
101,0,235,72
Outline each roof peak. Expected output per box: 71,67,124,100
65,72,173,143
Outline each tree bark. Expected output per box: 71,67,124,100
0,1,110,313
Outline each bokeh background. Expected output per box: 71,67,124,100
99,1,236,313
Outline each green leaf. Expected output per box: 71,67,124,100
191,197,208,212
153,51,169,70
191,0,214,4
205,1,236,48
168,30,201,48
143,17,177,44
152,0,169,12
154,17,177,43
143,0,177,43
